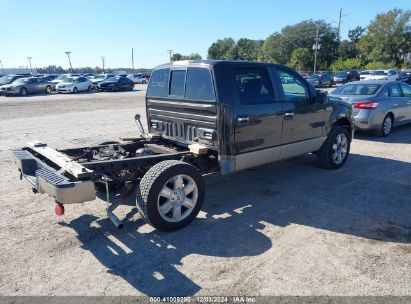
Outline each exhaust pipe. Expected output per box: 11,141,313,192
107,210,124,230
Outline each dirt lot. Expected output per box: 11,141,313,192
0,85,410,296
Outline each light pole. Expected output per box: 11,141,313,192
312,25,321,75
101,56,105,72
65,51,73,73
27,57,33,75
167,49,174,62
0,59,5,75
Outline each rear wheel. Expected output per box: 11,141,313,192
73,87,78,94
45,86,52,94
87,85,92,92
375,114,393,137
142,80,147,84
20,87,28,96
137,160,205,231
317,125,350,169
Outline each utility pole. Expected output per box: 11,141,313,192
101,56,105,72
131,48,135,71
167,49,174,62
0,59,5,75
65,51,73,73
337,8,342,40
27,57,33,75
312,25,321,75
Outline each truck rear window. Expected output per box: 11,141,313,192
146,68,170,97
185,68,215,101
148,67,215,101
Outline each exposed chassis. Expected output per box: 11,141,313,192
11,137,217,229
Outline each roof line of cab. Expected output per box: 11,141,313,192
154,60,286,70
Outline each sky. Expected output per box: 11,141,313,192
0,0,410,70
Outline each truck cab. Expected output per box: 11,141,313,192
146,60,353,174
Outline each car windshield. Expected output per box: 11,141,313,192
332,84,381,95
371,70,387,76
308,75,320,80
0,76,16,84
13,78,30,84
336,71,348,76
106,76,120,81
65,77,76,83
55,74,69,81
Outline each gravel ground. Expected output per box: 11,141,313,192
0,84,410,296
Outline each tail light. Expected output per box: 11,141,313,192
353,102,379,110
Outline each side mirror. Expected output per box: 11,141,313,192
315,90,328,104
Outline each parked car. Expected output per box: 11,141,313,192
307,74,332,87
364,69,398,81
0,74,31,88
50,73,81,90
333,70,360,84
128,74,148,84
359,70,372,80
90,73,116,89
55,76,93,94
98,76,134,91
299,72,309,79
0,77,53,96
330,81,411,136
39,74,59,82
398,71,411,85
12,60,353,231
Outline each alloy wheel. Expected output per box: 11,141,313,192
332,133,348,165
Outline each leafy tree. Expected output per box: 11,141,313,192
348,26,366,43
338,40,359,60
232,38,263,61
171,53,202,61
358,8,411,67
258,20,339,69
331,58,364,71
171,53,183,61
364,61,393,70
37,65,66,74
207,38,236,60
290,48,311,71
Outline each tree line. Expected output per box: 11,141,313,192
37,65,152,74
205,8,411,72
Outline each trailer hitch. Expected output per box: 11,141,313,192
102,175,124,230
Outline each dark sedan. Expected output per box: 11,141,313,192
307,74,332,88
98,76,134,92
398,71,411,85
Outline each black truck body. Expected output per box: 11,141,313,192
12,60,354,231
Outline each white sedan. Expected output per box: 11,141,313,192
55,76,93,93
128,74,148,84
364,69,399,81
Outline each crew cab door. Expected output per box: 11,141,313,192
232,65,283,154
273,68,325,145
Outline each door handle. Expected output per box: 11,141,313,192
237,116,250,123
284,112,295,119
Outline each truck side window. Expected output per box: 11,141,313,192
278,70,309,104
185,68,215,101
234,67,274,104
169,70,186,97
146,68,170,97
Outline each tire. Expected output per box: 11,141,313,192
319,81,323,88
87,85,92,92
136,160,205,231
73,87,78,94
328,81,332,87
45,86,52,94
129,85,134,91
20,87,28,96
114,86,119,92
375,114,393,137
317,125,351,169
142,80,147,84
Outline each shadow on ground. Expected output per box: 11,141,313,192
61,138,411,296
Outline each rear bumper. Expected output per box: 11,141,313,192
11,148,96,204
353,110,383,131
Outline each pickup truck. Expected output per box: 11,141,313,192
11,60,354,231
